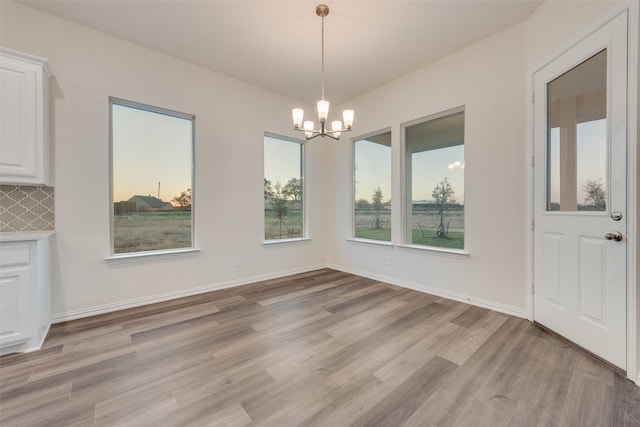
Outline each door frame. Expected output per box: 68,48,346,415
525,2,639,384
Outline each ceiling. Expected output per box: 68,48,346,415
19,0,543,105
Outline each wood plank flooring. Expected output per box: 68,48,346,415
1,269,638,426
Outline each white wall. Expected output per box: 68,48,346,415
0,1,327,319
326,20,528,316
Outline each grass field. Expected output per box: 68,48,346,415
113,211,191,254
355,208,464,249
355,211,391,241
113,207,463,253
264,209,303,240
410,229,464,249
409,208,464,249
355,228,392,241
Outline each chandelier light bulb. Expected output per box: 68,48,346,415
343,110,354,129
292,108,304,128
303,120,314,139
317,100,329,122
332,120,342,139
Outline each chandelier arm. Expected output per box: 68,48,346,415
292,127,349,140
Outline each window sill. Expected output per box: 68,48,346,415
263,237,311,246
106,248,200,264
397,244,470,259
346,238,393,248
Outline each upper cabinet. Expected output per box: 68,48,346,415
0,48,52,186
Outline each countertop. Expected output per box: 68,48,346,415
0,231,55,242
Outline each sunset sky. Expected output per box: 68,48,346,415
355,138,465,204
264,135,302,188
112,105,471,207
112,103,192,203
354,139,391,202
411,144,465,203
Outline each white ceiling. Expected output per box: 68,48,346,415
19,0,543,105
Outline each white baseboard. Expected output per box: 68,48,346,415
51,262,528,323
327,263,527,319
50,263,326,323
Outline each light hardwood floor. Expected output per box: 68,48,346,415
1,269,639,426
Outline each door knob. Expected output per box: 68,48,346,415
611,211,623,221
604,232,623,241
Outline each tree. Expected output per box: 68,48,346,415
172,188,191,208
582,179,606,210
282,177,302,201
264,179,274,200
270,180,288,238
372,186,384,229
356,198,371,210
432,177,456,238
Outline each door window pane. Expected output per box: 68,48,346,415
354,131,392,241
404,109,464,249
264,134,304,240
547,49,607,211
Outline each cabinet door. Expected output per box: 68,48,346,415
0,264,31,347
0,55,40,182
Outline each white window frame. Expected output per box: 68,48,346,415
107,97,197,262
350,127,393,245
400,106,469,258
263,132,307,244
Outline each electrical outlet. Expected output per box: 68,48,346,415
385,256,392,266
234,257,242,268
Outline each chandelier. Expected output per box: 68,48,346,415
292,4,354,141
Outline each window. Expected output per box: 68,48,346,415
353,130,392,241
404,108,464,250
110,98,194,255
264,133,304,241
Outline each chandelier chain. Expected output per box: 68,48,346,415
321,13,325,100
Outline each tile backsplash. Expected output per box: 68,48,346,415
0,185,54,232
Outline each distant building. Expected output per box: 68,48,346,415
113,201,137,215
129,195,174,211
411,200,436,209
114,195,174,214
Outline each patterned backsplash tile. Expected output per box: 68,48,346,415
0,185,54,232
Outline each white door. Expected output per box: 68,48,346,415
533,12,628,369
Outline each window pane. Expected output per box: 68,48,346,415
405,110,464,249
354,131,392,241
546,49,607,212
264,135,304,240
111,100,193,254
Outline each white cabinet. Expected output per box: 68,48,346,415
0,252,31,348
0,235,51,355
0,48,51,185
